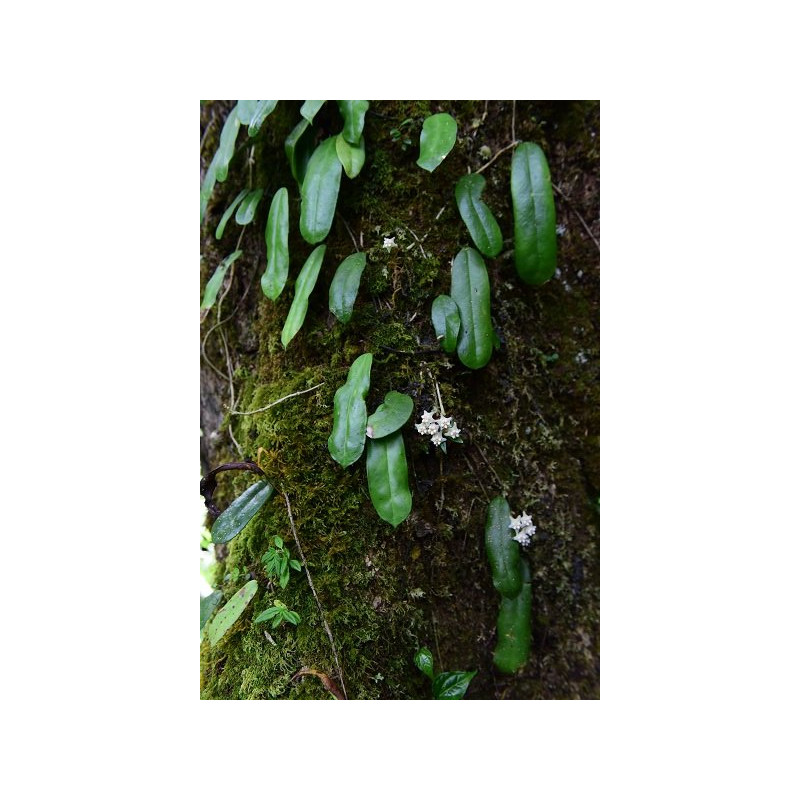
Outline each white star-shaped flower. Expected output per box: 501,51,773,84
519,511,533,528
382,236,397,250
431,432,445,446
444,423,460,438
509,515,523,531
438,416,452,430
513,529,532,546
420,410,437,425
415,423,428,435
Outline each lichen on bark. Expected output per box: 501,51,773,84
200,100,599,699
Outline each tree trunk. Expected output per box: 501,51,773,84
200,100,599,699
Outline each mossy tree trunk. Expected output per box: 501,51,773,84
200,100,599,699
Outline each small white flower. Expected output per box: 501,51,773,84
509,514,523,531
438,416,452,430
420,409,437,425
519,511,533,528
431,432,445,446
513,528,532,546
415,423,428,435
444,423,460,439
382,236,397,250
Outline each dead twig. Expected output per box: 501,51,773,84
553,183,600,252
474,139,520,175
284,492,347,700
228,382,324,416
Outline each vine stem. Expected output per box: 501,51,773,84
227,383,324,416
474,139,520,175
283,492,347,700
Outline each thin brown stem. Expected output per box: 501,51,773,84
228,383,324,416
474,139,520,175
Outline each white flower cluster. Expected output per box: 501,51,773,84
509,511,536,546
415,409,461,447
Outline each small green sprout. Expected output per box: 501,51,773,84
414,647,476,699
254,599,301,629
261,535,302,589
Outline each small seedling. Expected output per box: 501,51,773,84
254,599,301,629
414,647,476,699
261,535,302,589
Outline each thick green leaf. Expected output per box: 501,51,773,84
367,391,414,439
262,187,290,300
484,496,522,597
414,647,435,680
201,150,221,224
215,189,248,240
235,100,258,125
511,141,557,284
235,188,263,225
329,252,366,322
337,100,369,145
247,100,278,137
300,137,342,244
300,100,325,123
211,480,274,544
281,245,326,348
335,133,366,179
366,431,412,527
493,562,532,674
450,247,493,369
201,250,242,309
431,294,460,353
455,173,503,257
285,119,316,187
207,580,258,646
432,670,477,699
416,113,457,172
328,353,372,467
200,591,223,631
214,108,241,182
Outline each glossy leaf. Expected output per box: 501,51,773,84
337,100,369,145
366,431,412,527
450,247,493,369
511,141,557,284
328,353,372,467
367,391,414,439
235,100,258,125
215,189,248,240
414,647,435,680
200,591,223,631
484,496,522,597
262,187,290,300
416,113,457,172
281,245,326,348
201,250,242,309
214,108,241,182
234,188,263,225
493,563,532,674
300,137,342,244
207,580,258,647
201,150,221,224
300,100,325,123
211,480,274,544
247,100,278,137
329,252,366,322
285,118,316,187
335,133,366,179
455,173,503,257
431,294,460,353
432,670,477,699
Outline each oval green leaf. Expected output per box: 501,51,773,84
335,133,366,179
493,566,532,674
235,100,258,125
201,150,221,224
337,100,369,145
300,100,325,123
329,252,366,322
247,100,278,137
416,112,457,172
366,431,412,527
215,189,248,240
211,480,274,544
281,245,326,348
450,247,492,369
235,188,263,225
414,647,435,680
511,141,557,284
367,391,414,439
300,137,342,244
285,118,316,187
200,590,223,631
431,294,460,353
262,187,290,300
214,108,241,182
207,580,258,647
328,353,372,467
432,670,477,699
484,496,522,597
455,173,503,257
201,250,242,310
